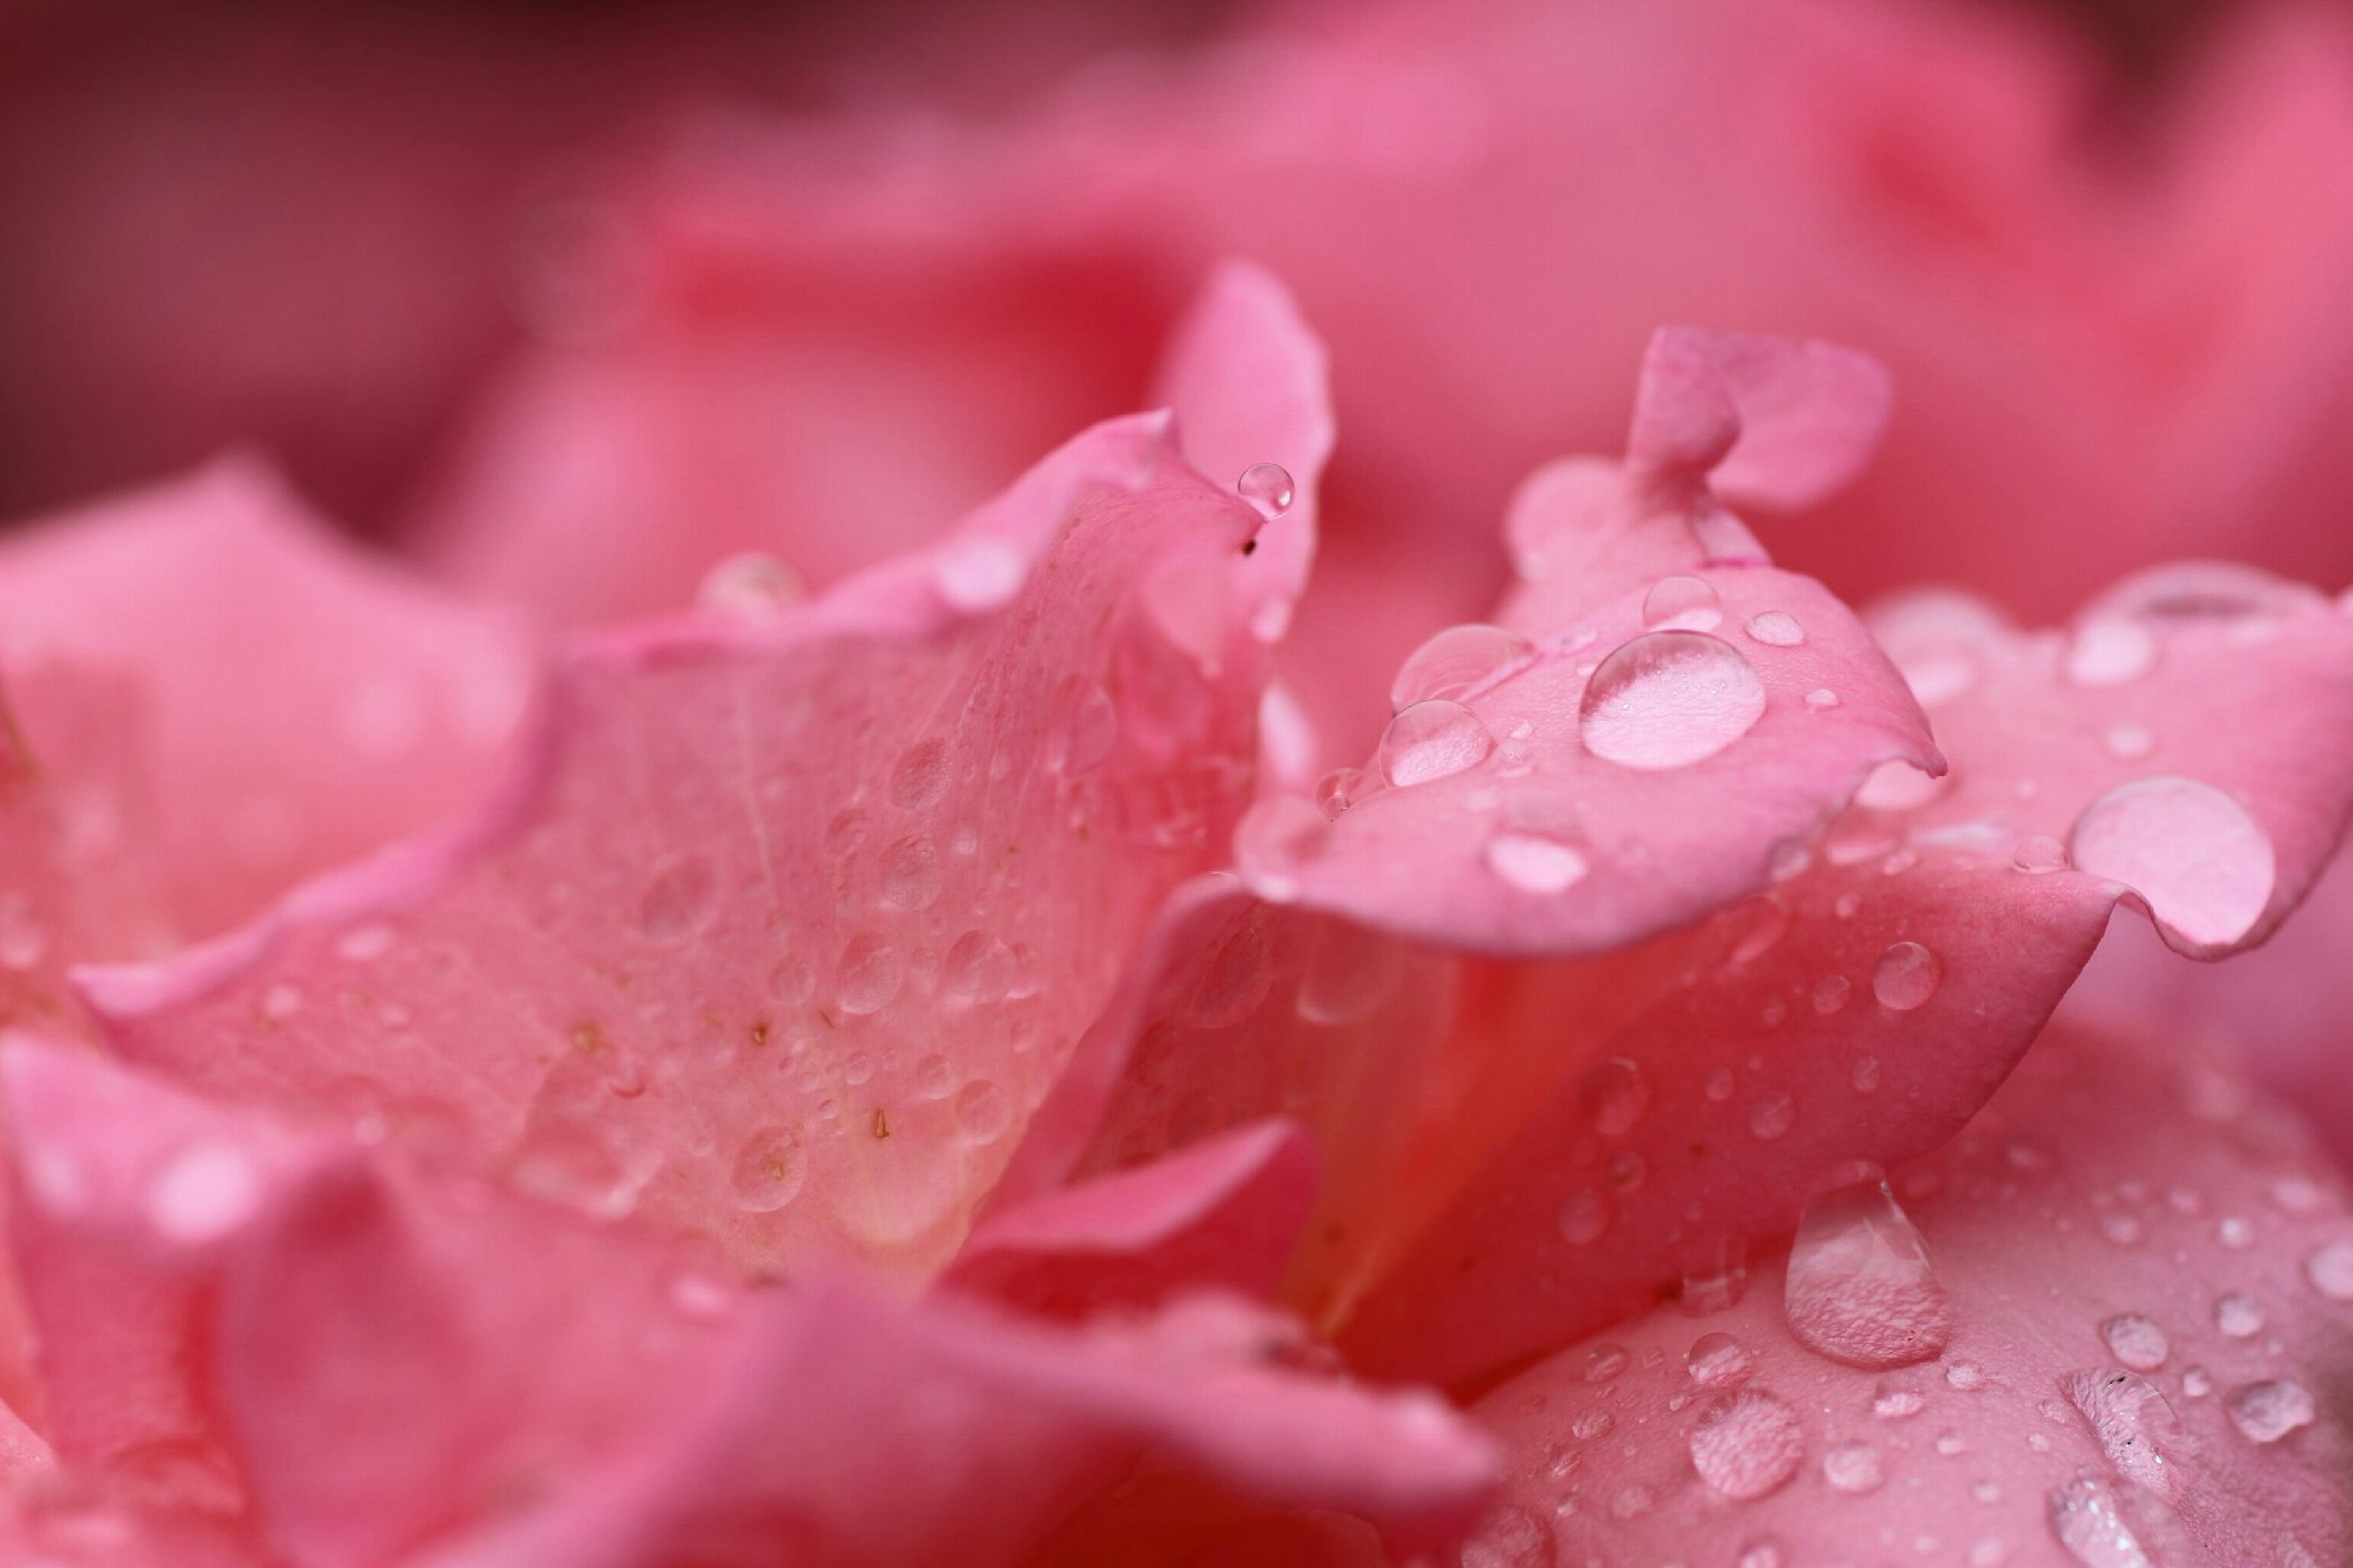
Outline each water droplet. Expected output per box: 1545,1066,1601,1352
1871,941,1942,1010
1580,1058,1649,1136
1237,462,1295,520
1873,1378,1926,1418
2014,836,2071,873
1578,632,1765,770
1705,1067,1738,1102
877,835,944,912
2104,724,2154,761
1718,895,1790,967
1392,624,1533,711
2219,1216,2256,1249
1608,1482,1657,1520
2182,1366,2213,1399
1822,1442,1885,1494
1571,1406,1614,1441
1738,1539,1787,1568
1458,1504,1552,1568
941,931,1014,1007
1484,831,1590,894
1852,1056,1883,1093
1748,1091,1796,1140
2065,618,2159,687
836,934,904,1015
913,1055,954,1099
1643,575,1723,632
2069,776,2274,947
2226,1380,2315,1444
1745,610,1806,647
2215,1294,2264,1339
145,1143,262,1245
933,537,1026,611
697,552,805,618
1805,687,1841,710
890,740,953,810
2303,1240,2353,1299
2061,1369,2187,1495
1558,1187,1610,1246
2101,1214,2145,1246
2100,1314,2169,1373
1689,1389,1805,1499
1315,767,1363,819
1050,676,1120,774
1683,1236,1750,1315
1784,1181,1952,1368
1813,974,1854,1015
1584,1343,1629,1382
2048,1475,2156,1568
730,1127,805,1212
955,1079,1011,1142
1688,1332,1754,1388
1377,699,1493,787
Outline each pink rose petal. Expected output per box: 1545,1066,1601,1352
0,458,532,939
1627,327,1893,513
1468,1022,2353,1567
77,414,1284,1282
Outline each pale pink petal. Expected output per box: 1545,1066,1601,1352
1688,331,1898,513
1468,1023,2353,1567
943,1118,1316,1319
0,458,532,939
78,414,1281,1283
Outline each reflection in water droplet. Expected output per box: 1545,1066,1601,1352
1485,831,1590,894
1871,941,1942,1011
1785,1182,1952,1368
1688,1332,1754,1388
1579,632,1765,770
1745,610,1806,646
1580,1058,1649,1136
1238,462,1296,520
1378,699,1493,787
1643,575,1723,632
1689,1389,1805,1499
2062,1369,2186,1495
1392,624,1533,711
2099,1314,2169,1372
2068,776,2275,947
730,1127,805,1213
2226,1380,2315,1444
1813,974,1854,1015
1873,1379,1926,1419
2048,1475,2156,1568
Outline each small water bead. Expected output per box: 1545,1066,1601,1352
2065,617,2159,687
2215,1294,2264,1338
1971,1541,2009,1567
1689,1389,1805,1500
1719,895,1792,966
2181,1366,2213,1399
1873,1379,1927,1418
1580,1058,1650,1137
696,551,806,618
1571,1407,1615,1441
1558,1187,1611,1246
879,836,944,911
1785,1182,1952,1369
1237,461,1295,520
2062,1369,2186,1495
2103,723,2155,761
2219,1216,2256,1249
1805,687,1841,710
2048,1475,2156,1568
1643,575,1724,632
1738,1538,1787,1568
1578,631,1766,770
730,1128,806,1213
2014,835,2071,874
1748,1093,1797,1140
955,1079,1011,1142
2303,1240,2353,1299
2067,776,2276,948
1392,623,1533,711
2270,1176,2327,1214
1484,831,1591,894
2227,1380,2316,1444
1853,1056,1883,1094
1745,610,1806,647
1871,941,1943,1011
1378,699,1493,787
1822,1442,1885,1494
1608,1483,1658,1521
1813,975,1854,1015
2099,1314,2170,1372
1457,1504,1552,1568
835,934,904,1016
1688,1333,1755,1388
1315,767,1363,819
890,740,953,810
2101,1214,2145,1246
1704,1067,1737,1102
1584,1343,1629,1382
941,931,1015,1007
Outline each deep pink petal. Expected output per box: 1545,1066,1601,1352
943,1118,1317,1320
0,459,532,939
77,415,1281,1282
1466,1021,2353,1566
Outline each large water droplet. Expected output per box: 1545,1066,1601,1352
2048,1476,2156,1568
1580,1058,1649,1136
2061,1369,2188,1495
2100,1314,2169,1373
1585,1343,1629,1382
2226,1380,2315,1444
1689,1389,1805,1500
1643,575,1723,632
1784,1181,1952,1368
1484,831,1590,894
1237,462,1296,520
1377,699,1493,787
2065,618,2159,687
1392,624,1533,711
1578,632,1765,770
1871,941,1943,1011
2068,777,2275,947
730,1127,805,1213
942,931,1015,1007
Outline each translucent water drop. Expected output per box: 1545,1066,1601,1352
1580,1058,1649,1136
2061,1369,2187,1495
1315,767,1363,819
2069,776,2275,947
2065,618,2159,687
2099,1314,2170,1373
2304,1240,2353,1299
1689,1389,1805,1500
1458,1504,1553,1568
1643,575,1723,632
1485,831,1590,894
1378,699,1493,787
942,931,1014,1007
145,1143,262,1245
1814,974,1854,1015
1822,1442,1885,1494
2014,835,2070,873
1558,1187,1610,1246
2215,1294,2264,1338
1873,1379,1927,1418
1050,676,1120,774
2182,1366,2213,1398
1784,1181,1952,1368
2226,1379,2315,1444
1805,687,1841,710
914,1055,953,1099
1719,895,1791,967
1746,610,1806,646
2048,1476,2156,1568
1237,462,1295,520
2104,724,2154,761
1748,1092,1796,1140
2219,1216,2256,1248
1584,1343,1629,1382
2101,1214,2145,1246
697,552,805,618
890,740,953,810
1683,1236,1750,1315
955,1079,1011,1142
1579,632,1765,770
730,1127,805,1213
1738,1539,1787,1568
836,934,904,1015
1852,1056,1883,1093
1571,1407,1614,1440
1705,1067,1738,1102
879,836,943,911
1392,624,1533,711
1688,1332,1754,1388
1871,941,1942,1011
